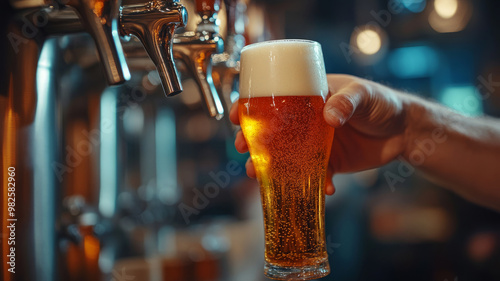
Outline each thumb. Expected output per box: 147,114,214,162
324,86,364,128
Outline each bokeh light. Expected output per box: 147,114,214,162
402,0,427,13
388,46,439,79
429,0,472,33
349,25,388,65
440,85,484,116
356,29,382,55
434,0,458,19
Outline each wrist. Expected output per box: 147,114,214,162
401,93,453,164
401,93,429,161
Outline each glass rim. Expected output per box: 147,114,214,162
241,39,320,53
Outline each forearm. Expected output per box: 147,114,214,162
402,94,500,210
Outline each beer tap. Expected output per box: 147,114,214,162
8,0,131,86
120,0,187,96
172,0,225,119
212,0,246,115
62,0,131,85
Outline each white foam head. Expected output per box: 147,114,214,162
239,39,328,99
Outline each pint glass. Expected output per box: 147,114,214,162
238,40,334,280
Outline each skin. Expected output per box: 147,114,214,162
230,74,500,211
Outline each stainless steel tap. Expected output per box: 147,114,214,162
121,0,187,96
173,0,224,119
212,0,246,115
63,0,131,85
9,0,131,85
173,30,224,119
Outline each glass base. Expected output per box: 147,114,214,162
264,260,330,280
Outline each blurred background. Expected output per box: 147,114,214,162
2,0,500,281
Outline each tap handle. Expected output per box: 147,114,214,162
121,1,187,96
63,0,131,85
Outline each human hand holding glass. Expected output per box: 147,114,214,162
232,74,408,195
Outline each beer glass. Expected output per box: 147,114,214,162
238,40,334,280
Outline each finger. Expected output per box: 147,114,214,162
245,157,257,178
324,83,365,128
325,167,336,195
229,99,240,125
325,180,336,196
235,130,249,153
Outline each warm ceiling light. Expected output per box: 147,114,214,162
434,0,458,19
429,0,472,33
356,29,382,55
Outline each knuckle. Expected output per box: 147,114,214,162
348,81,369,98
337,93,357,113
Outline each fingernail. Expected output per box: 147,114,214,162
327,108,345,125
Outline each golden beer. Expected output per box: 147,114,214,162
238,40,333,280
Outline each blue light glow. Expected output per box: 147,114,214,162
402,0,427,13
34,39,57,281
99,88,118,218
440,85,484,116
155,108,179,205
388,46,439,79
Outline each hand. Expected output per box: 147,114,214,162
230,74,409,195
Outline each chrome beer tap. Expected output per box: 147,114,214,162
62,0,131,85
172,0,225,119
212,0,246,113
120,0,187,96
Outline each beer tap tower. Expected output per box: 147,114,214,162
0,0,233,280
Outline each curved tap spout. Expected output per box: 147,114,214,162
171,0,224,119
62,0,131,85
121,0,187,96
211,0,246,121
173,32,224,119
